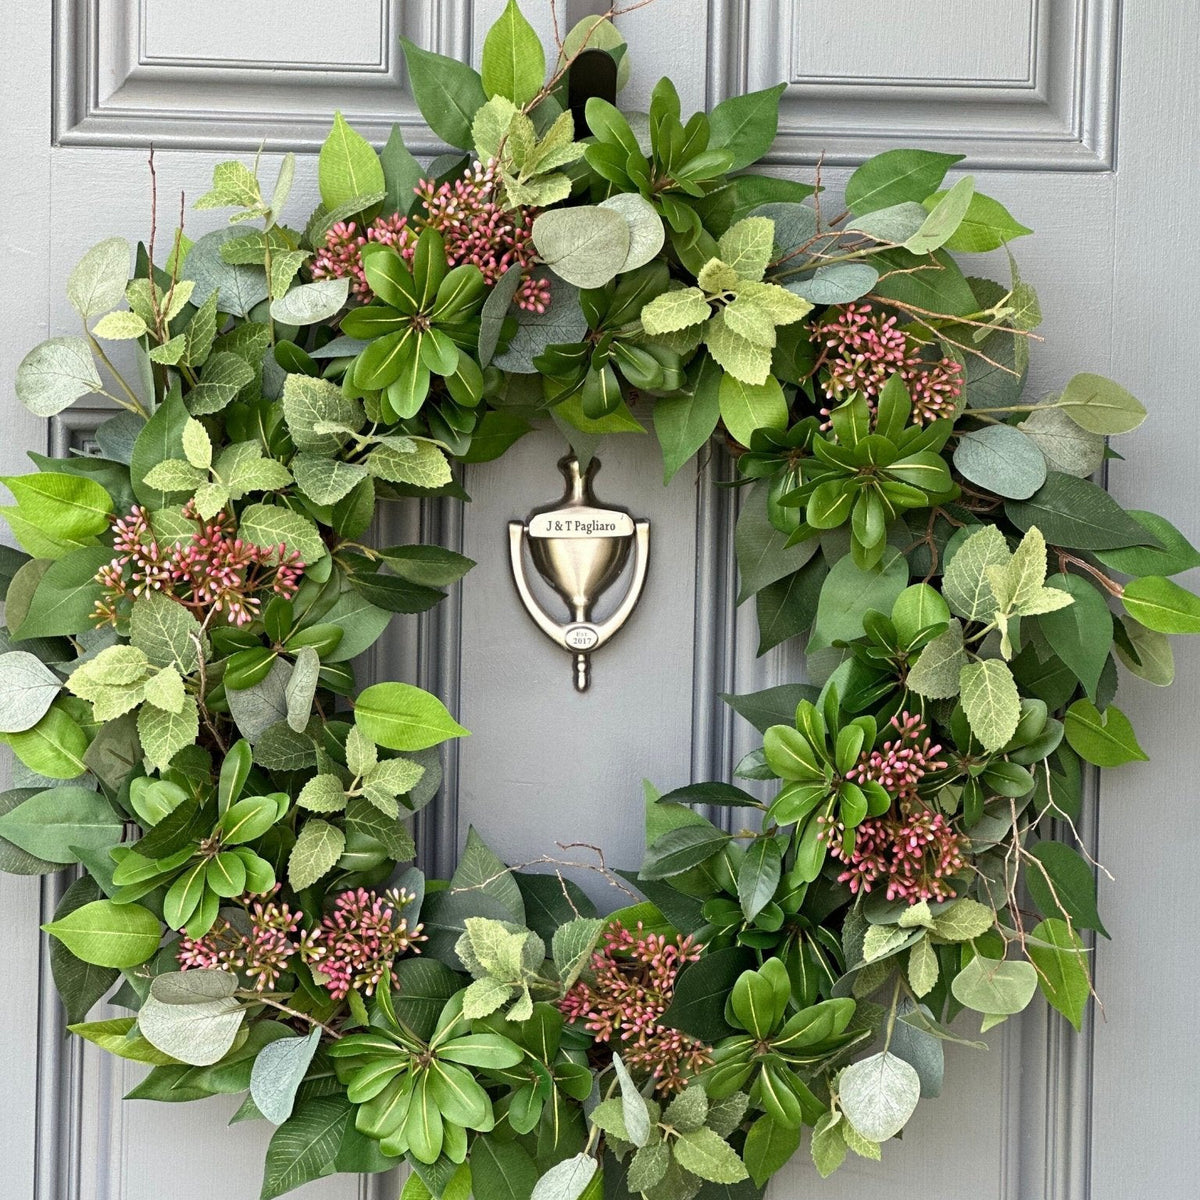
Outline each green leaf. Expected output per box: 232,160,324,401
400,38,489,150
0,786,121,864
838,1051,921,1142
950,955,1037,1015
469,1135,538,1200
130,590,203,673
672,1127,749,1184
1026,840,1109,936
0,650,62,732
481,0,545,105
743,1114,801,1188
845,149,963,215
1,472,113,557
737,835,783,922
811,1112,847,1178
355,682,469,751
260,1096,351,1200
1027,918,1089,1031
906,620,965,699
718,373,788,447
318,112,385,212
67,237,132,319
1,704,89,779
1056,373,1146,435
641,823,730,880
788,262,879,305
532,207,630,290
43,899,161,968
382,124,423,215
366,440,452,489
908,938,939,998
808,545,909,653
1095,511,1200,578
50,877,120,1023
928,898,995,941
952,424,1046,500
1122,575,1200,634
1030,573,1108,696
924,190,1032,252
1063,699,1148,767
288,819,346,890
708,84,786,171
959,658,1021,752
251,1028,323,1125
282,372,364,453
184,228,269,318
1116,617,1174,685
641,288,711,336
1006,473,1159,551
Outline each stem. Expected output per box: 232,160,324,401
86,330,150,417
238,992,343,1039
882,974,902,1053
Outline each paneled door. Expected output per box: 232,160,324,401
2,2,1198,1198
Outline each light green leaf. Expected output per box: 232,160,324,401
1027,918,1089,1031
143,666,186,714
130,590,203,673
612,1053,651,1147
906,620,965,699
950,955,1037,1015
908,938,939,998
942,525,1009,621
1116,617,1174,685
318,112,385,212
297,775,347,813
92,310,149,340
251,1028,322,1125
15,337,103,418
672,1128,749,1185
552,917,605,990
529,1154,597,1200
354,682,469,751
838,1051,921,1142
532,207,630,289
366,440,452,489
285,647,320,733
960,658,1021,751
1057,373,1146,435
953,424,1046,500
239,503,326,564
1019,403,1106,478
137,696,200,770
181,418,213,471
903,175,974,255
718,217,775,282
0,651,63,733
138,969,244,1066
641,287,710,336
481,0,545,106
67,237,132,319
598,193,665,273
282,373,364,453
288,819,346,890
0,786,121,864
924,190,1032,252
270,277,350,326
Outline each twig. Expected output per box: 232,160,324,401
450,841,639,902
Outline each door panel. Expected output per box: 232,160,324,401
3,2,1199,1198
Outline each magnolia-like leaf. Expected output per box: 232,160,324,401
42,900,161,968
1057,372,1146,435
354,682,469,751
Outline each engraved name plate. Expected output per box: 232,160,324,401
528,507,636,539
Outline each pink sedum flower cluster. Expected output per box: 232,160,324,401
559,921,712,1094
94,503,303,627
177,889,303,992
312,159,549,313
178,885,425,1000
823,712,966,903
298,886,425,1001
813,302,964,425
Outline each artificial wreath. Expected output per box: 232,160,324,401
2,4,1198,1198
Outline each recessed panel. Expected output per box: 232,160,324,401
141,0,390,70
792,0,1036,86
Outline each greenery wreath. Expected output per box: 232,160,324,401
3,5,1198,1198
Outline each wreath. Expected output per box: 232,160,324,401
2,5,1197,1198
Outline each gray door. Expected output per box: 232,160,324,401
1,2,1197,1198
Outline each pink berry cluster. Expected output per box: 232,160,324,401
559,921,712,1094
93,503,304,627
311,159,550,313
813,302,964,425
177,889,303,992
298,886,425,1001
178,885,425,1001
823,712,966,903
